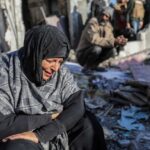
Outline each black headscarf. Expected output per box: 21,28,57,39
19,25,70,86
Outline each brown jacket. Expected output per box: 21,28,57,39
132,0,145,20
77,17,115,52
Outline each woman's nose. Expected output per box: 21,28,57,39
52,62,60,72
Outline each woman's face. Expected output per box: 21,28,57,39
41,58,63,81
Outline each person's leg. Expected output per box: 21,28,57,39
131,19,138,33
98,47,114,63
0,139,43,150
77,45,102,68
68,111,107,150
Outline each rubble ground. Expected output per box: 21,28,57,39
65,60,150,150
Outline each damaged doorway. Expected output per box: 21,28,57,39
22,0,70,40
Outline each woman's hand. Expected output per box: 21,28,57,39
2,131,38,143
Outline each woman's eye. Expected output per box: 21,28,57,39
59,61,63,64
46,60,52,63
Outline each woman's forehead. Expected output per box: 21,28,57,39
45,58,64,61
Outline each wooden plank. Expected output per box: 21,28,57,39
114,91,146,106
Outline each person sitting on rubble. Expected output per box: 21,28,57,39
76,8,127,71
0,25,107,150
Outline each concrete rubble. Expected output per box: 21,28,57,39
65,58,150,150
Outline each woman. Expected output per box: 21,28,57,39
0,25,107,150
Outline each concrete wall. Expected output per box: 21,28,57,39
139,25,150,50
120,25,150,58
0,0,25,51
69,0,88,24
68,0,88,48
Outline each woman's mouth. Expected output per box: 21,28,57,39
45,70,52,77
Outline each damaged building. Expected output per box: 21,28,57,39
0,0,111,51
0,0,97,52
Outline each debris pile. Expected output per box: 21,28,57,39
110,80,150,106
65,62,150,150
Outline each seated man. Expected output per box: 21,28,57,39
76,8,127,70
